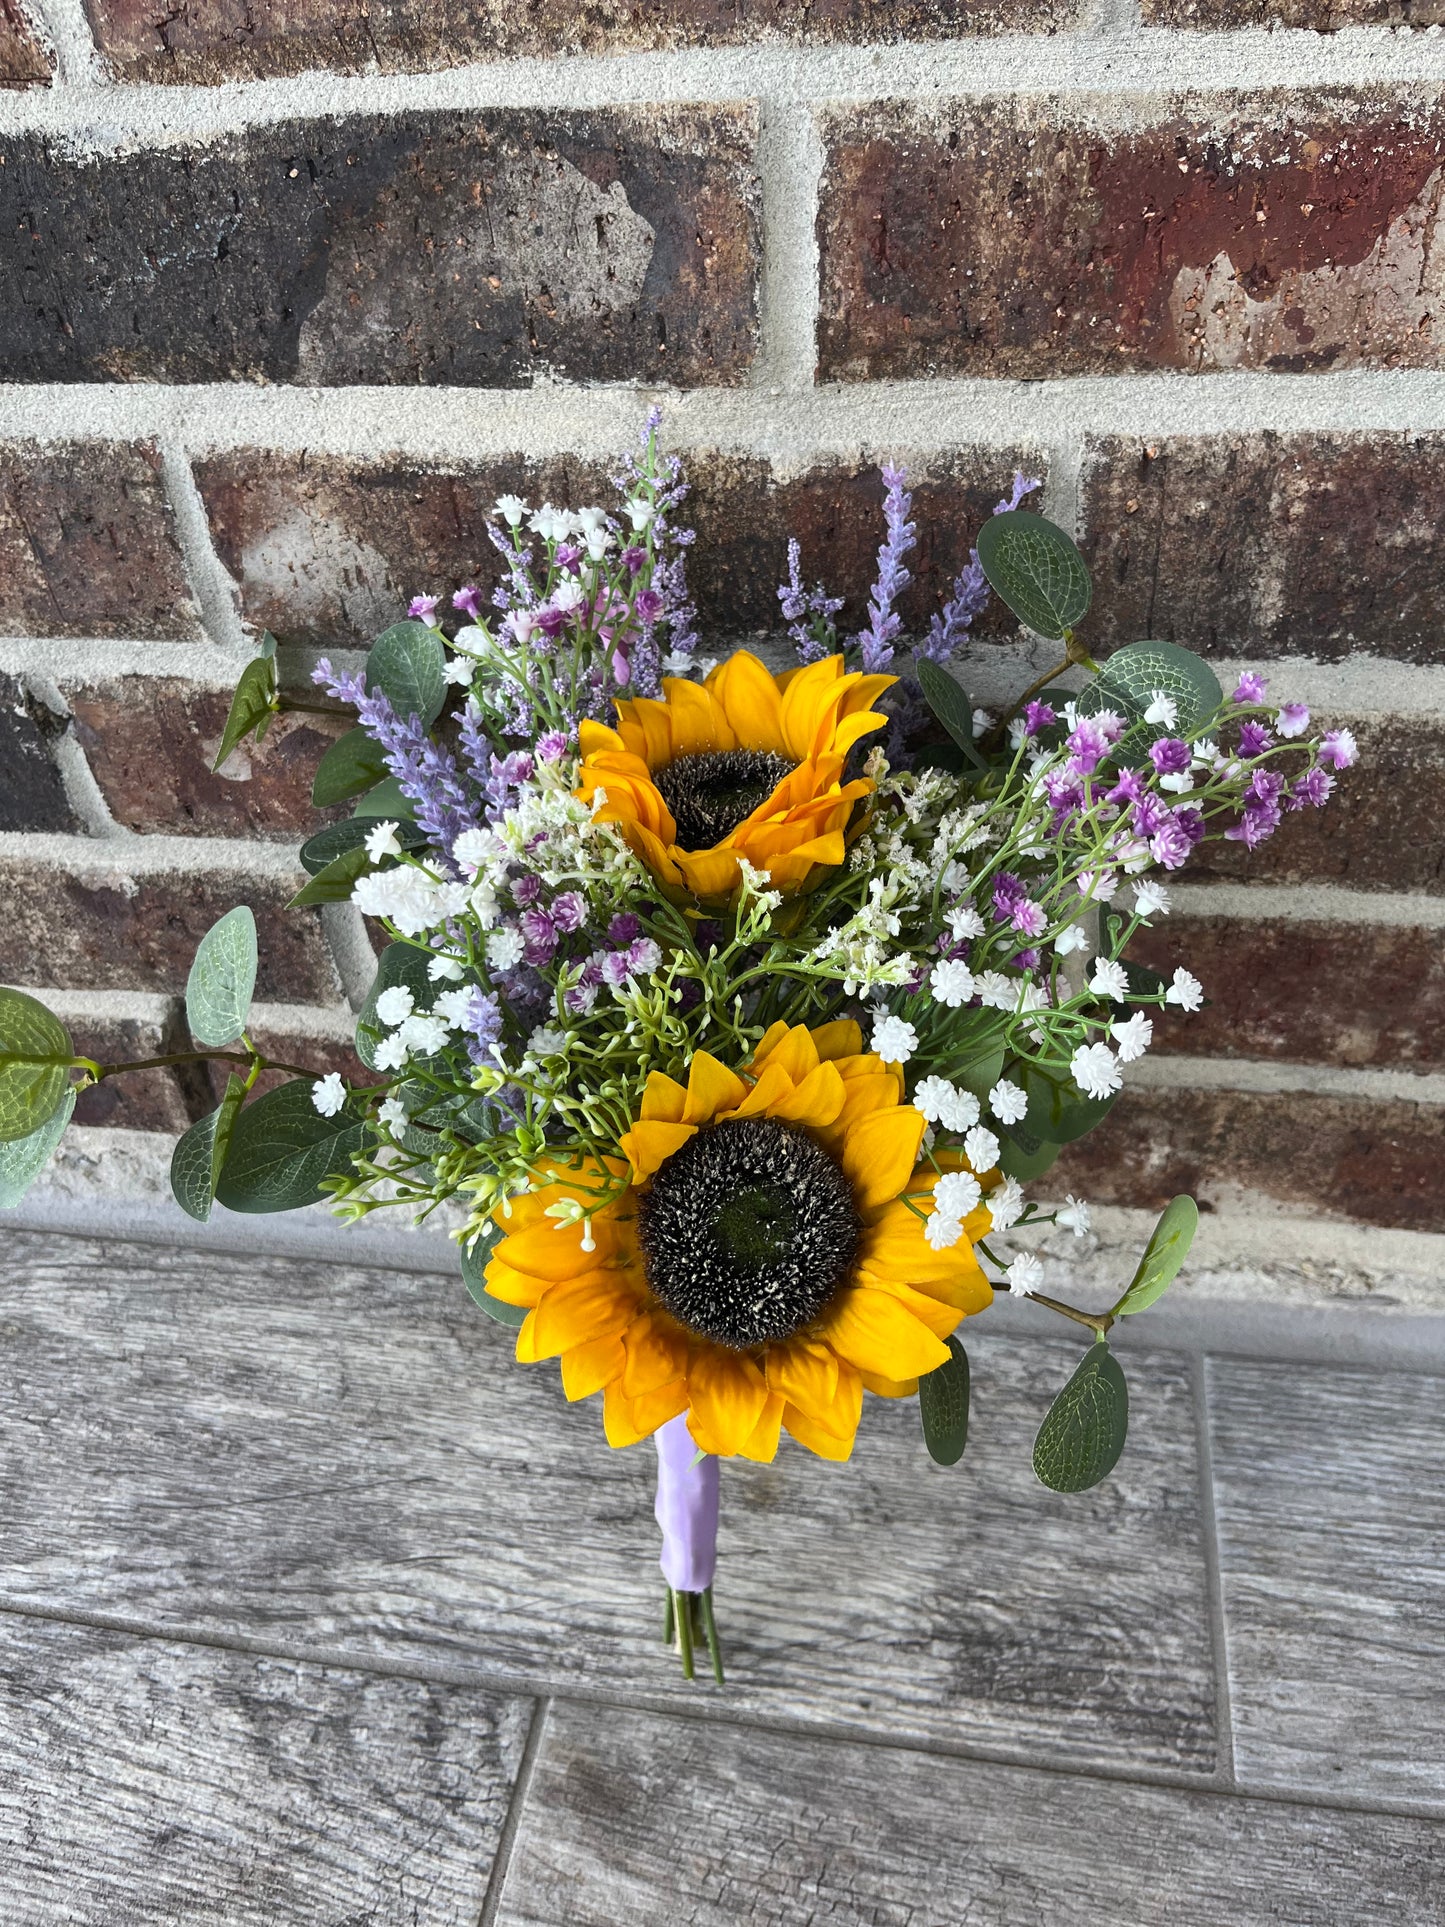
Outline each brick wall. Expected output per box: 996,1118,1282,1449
2,2,1443,1241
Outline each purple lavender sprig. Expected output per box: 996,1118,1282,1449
780,537,845,666
312,660,481,859
854,464,916,675
920,471,1042,664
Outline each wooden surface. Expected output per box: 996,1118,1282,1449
0,1613,530,1926
497,1702,1445,1927
1208,1356,1445,1808
1,1228,1443,1923
0,1233,1215,1773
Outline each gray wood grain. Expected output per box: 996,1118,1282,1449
498,1701,1445,1927
0,1611,531,1926
1207,1356,1445,1807
0,1231,1215,1773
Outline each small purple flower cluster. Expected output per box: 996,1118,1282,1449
311,659,481,858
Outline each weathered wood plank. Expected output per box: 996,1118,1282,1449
0,1232,1215,1772
497,1701,1445,1927
1207,1356,1445,1807
0,1611,530,1926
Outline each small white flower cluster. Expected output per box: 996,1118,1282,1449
809,879,915,998
351,864,474,940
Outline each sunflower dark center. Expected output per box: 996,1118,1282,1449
655,750,796,852
637,1116,861,1349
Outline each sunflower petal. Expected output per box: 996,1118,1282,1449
735,1390,786,1463
684,1051,749,1123
619,1118,697,1183
769,1059,846,1129
839,1107,927,1216
811,1019,863,1062
858,1368,920,1398
711,649,786,754
782,1402,857,1461
622,1313,689,1397
530,1276,637,1359
561,1334,626,1402
640,1071,688,1123
819,1285,951,1379
686,1347,769,1456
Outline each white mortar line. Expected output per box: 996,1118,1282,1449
1167,882,1445,927
1042,428,1085,540
7,372,1445,453
0,638,255,686
1128,1053,1445,1106
157,438,249,658
0,829,305,878
27,986,355,1031
24,0,98,88
751,92,823,395
319,902,380,1012
9,28,1445,141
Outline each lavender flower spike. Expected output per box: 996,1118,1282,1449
920,470,1041,664
854,463,916,675
654,1411,719,1593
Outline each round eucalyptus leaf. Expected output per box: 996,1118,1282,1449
1033,1344,1129,1494
185,906,258,1048
311,726,389,808
169,1074,248,1224
299,817,428,877
915,659,987,770
1111,1195,1199,1317
0,987,75,1144
367,621,447,727
919,1335,970,1466
1076,640,1223,764
0,1086,75,1208
215,1079,367,1214
975,511,1091,641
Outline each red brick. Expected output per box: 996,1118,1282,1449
68,1013,197,1133
1083,434,1445,664
0,858,341,1003
817,97,1445,381
1144,0,1441,22
1131,918,1445,1072
195,447,1042,649
1051,1087,1445,1232
0,109,759,387
0,1,50,85
0,443,197,638
83,0,1072,84
69,679,347,839
0,675,76,833
1187,720,1444,897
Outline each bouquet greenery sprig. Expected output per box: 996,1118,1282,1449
0,415,1354,1680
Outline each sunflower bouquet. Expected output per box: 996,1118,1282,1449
0,415,1354,1681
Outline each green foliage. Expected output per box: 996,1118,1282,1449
215,1079,368,1214
976,511,1091,641
1040,1341,1132,1487
311,726,388,808
0,1087,75,1208
288,845,373,909
169,1073,247,1223
352,777,417,821
1077,640,1223,765
938,1012,1009,1100
355,942,440,1070
996,1123,1062,1183
211,634,279,773
1033,1343,1129,1493
366,620,447,727
915,659,987,771
185,906,258,1048
460,1224,527,1327
0,987,74,1144
1018,1056,1116,1145
1111,1195,1199,1317
919,1334,970,1465
299,817,428,877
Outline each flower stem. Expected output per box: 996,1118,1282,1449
1024,1289,1115,1338
73,1050,322,1085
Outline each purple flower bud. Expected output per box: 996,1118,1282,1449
1149,821,1193,870
1131,792,1169,838
628,936,662,975
521,909,558,965
1174,806,1206,844
634,588,665,623
452,585,484,620
601,950,633,990
1013,948,1041,971
992,873,1026,920
536,730,569,764
1289,768,1334,810
1107,768,1145,805
1148,736,1191,775
1318,729,1358,770
552,891,586,933
554,542,582,570
536,604,569,638
622,545,647,576
1276,701,1310,739
1247,767,1286,806
1010,898,1048,938
1237,720,1274,758
408,594,441,623
1232,672,1269,705
1022,700,1057,737
609,912,642,945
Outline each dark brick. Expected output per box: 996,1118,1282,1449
69,679,346,839
0,1,49,86
0,442,197,638
83,0,1071,84
1052,1087,1445,1233
1144,0,1443,22
0,676,76,832
1083,434,1445,664
817,96,1445,381
68,1012,196,1133
0,109,759,387
0,859,341,1002
1188,719,1445,897
195,446,1042,649
1131,918,1445,1071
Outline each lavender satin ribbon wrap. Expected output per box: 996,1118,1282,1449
653,1413,719,1593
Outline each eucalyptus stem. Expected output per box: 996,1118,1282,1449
1021,1290,1115,1338
73,1050,323,1085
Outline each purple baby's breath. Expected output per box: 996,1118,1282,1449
1232,672,1269,705
452,585,484,621
1022,700,1057,737
1237,720,1274,758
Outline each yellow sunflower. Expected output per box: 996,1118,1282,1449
482,1020,994,1462
576,650,894,903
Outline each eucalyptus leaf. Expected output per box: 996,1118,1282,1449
367,620,447,727
1033,1343,1129,1494
352,776,417,822
355,943,441,1070
460,1224,527,1326
0,1086,75,1208
288,845,373,909
169,1074,247,1223
1076,640,1223,765
976,511,1091,641
185,907,258,1048
937,1012,1009,1100
915,659,988,771
215,1078,367,1215
919,1335,970,1466
312,726,389,808
1111,1194,1199,1317
0,987,74,1144
299,817,428,877
997,1126,1062,1183
212,647,280,773
1019,1057,1116,1145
